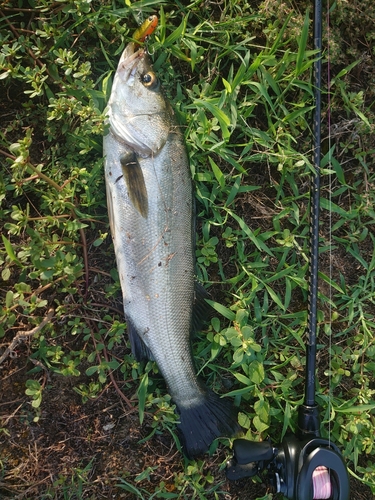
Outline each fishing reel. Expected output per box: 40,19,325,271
226,405,350,500
226,1,351,497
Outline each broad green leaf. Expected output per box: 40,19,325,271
248,360,265,385
86,366,99,376
253,415,269,433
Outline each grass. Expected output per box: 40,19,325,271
1,0,375,498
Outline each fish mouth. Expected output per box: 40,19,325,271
118,42,145,80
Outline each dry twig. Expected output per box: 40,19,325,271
0,308,54,365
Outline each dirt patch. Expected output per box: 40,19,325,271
0,361,268,499
1,307,373,499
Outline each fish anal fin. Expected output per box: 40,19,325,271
120,152,148,218
127,318,154,362
191,282,212,334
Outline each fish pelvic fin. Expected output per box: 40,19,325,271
176,391,241,458
120,152,148,218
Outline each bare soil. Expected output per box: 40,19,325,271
1,335,373,499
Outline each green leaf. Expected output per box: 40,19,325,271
248,360,265,385
229,212,273,255
335,404,375,413
2,235,22,267
330,59,361,85
208,157,225,189
2,267,11,281
5,290,13,308
263,283,285,310
86,366,99,376
320,197,355,218
234,372,252,386
192,99,231,139
222,77,232,93
238,412,251,429
254,399,270,423
281,401,292,439
164,14,188,46
137,372,149,425
206,300,236,321
226,175,242,207
233,348,244,364
253,415,269,433
31,396,42,408
296,10,310,75
116,480,145,498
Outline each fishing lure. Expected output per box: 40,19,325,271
133,15,158,44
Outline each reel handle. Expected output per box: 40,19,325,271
232,439,274,464
226,439,274,481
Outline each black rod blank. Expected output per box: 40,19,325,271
305,0,322,408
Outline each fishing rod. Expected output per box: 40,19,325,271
226,1,350,498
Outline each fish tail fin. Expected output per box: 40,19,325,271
176,391,241,458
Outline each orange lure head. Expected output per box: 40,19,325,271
133,15,158,44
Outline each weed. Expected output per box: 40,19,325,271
1,0,375,498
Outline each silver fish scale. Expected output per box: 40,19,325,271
104,128,206,409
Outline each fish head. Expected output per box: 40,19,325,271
107,42,172,157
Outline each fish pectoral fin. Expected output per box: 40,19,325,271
120,152,148,218
127,318,154,362
106,184,116,240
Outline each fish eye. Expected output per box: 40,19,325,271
142,71,159,90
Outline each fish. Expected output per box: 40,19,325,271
103,39,240,458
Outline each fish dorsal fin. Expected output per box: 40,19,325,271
120,152,148,218
192,282,212,334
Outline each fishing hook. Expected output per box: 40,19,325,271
144,37,155,56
